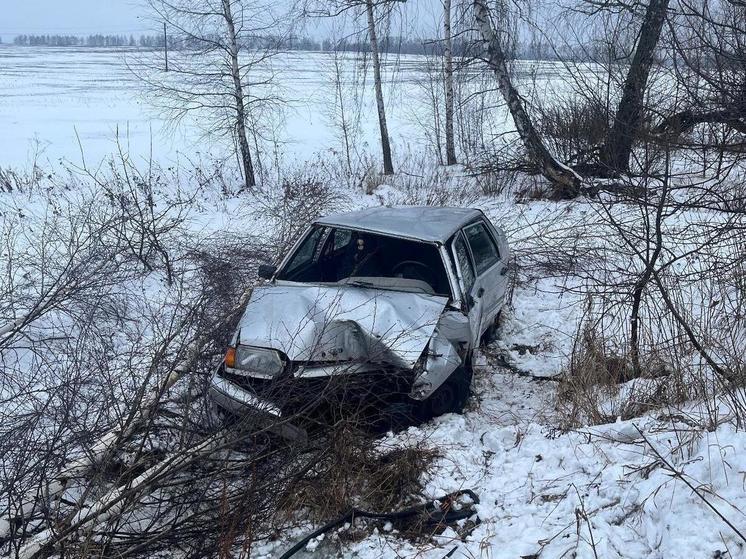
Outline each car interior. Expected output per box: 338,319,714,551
276,226,452,297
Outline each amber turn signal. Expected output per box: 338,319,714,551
225,347,236,368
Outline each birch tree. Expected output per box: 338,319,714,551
305,0,400,176
222,0,257,189
140,0,286,192
365,0,395,175
473,0,582,198
444,0,457,165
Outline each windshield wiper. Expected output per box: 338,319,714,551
346,279,379,289
344,279,431,294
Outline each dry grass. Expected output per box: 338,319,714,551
557,326,689,428
251,171,350,256
535,95,610,165
514,176,554,202
278,424,439,522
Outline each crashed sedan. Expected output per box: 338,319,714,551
209,206,510,434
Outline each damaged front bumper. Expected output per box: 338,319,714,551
209,360,418,436
209,373,309,442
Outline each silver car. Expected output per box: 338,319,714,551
209,206,510,433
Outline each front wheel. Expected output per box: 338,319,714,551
417,360,473,420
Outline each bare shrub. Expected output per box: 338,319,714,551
89,157,199,284
251,168,351,257
370,156,481,207
390,178,479,208
187,236,270,354
279,425,438,522
0,155,288,557
0,166,45,194
475,167,521,197
513,175,555,202
536,95,610,166
557,323,688,428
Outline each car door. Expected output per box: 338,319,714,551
451,231,483,348
462,221,508,336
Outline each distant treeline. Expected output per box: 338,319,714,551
10,33,585,60
326,37,588,61
11,33,324,49
13,34,139,47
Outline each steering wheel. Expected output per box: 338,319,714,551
392,260,436,287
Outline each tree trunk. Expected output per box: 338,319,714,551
600,0,670,174
629,178,666,378
444,0,457,165
365,0,395,176
222,0,256,191
473,0,581,199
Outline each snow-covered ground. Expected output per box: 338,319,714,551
2,46,745,559
322,364,746,558
3,170,746,558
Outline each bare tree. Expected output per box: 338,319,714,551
139,0,287,192
473,0,582,198
327,47,361,177
222,0,257,189
599,0,671,174
444,0,457,165
365,0,395,175
656,0,746,150
304,0,400,176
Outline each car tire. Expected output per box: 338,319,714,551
418,358,473,420
382,401,417,432
481,309,503,347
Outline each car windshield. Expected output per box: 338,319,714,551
275,225,452,297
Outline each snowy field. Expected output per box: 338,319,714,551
0,45,581,173
0,46,437,170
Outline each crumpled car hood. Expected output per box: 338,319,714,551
235,284,449,369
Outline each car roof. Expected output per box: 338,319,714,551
314,206,485,243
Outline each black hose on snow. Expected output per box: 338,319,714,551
279,489,480,559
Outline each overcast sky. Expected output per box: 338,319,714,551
0,0,449,44
1,0,154,41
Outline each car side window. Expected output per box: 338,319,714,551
464,222,500,275
284,226,327,276
453,233,475,294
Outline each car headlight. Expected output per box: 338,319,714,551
229,345,284,377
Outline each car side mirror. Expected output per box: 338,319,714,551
257,264,277,280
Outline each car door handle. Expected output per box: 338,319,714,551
477,287,484,298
